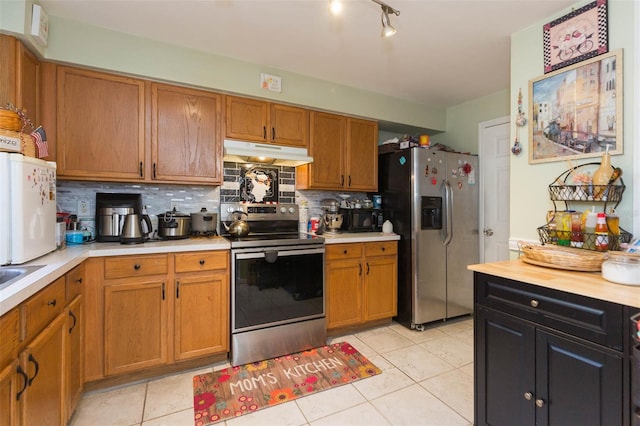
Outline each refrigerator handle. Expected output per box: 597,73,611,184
444,180,453,246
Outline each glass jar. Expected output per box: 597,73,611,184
601,252,640,285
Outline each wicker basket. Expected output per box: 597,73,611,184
518,241,605,271
0,109,22,132
0,128,36,157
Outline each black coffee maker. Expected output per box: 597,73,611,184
95,193,143,242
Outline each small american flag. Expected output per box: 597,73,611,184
30,126,49,158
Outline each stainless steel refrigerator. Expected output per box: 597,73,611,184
379,147,479,329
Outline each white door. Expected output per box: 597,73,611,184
479,117,510,263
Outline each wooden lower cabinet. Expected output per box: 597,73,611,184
326,241,397,330
0,359,19,426
89,251,230,380
65,295,83,419
104,277,169,375
19,313,66,426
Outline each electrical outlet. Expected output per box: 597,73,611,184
77,199,90,216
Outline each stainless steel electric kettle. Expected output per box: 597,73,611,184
120,213,152,244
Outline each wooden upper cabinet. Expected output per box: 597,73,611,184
346,118,378,191
150,83,222,184
56,66,145,181
16,42,40,128
297,113,377,192
301,111,346,190
225,96,308,147
270,103,308,147
0,35,41,133
225,96,267,142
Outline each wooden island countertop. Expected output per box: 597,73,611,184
468,259,640,308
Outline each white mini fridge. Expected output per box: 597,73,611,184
0,153,57,265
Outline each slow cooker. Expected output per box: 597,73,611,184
157,208,191,239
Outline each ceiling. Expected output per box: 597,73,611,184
38,0,576,110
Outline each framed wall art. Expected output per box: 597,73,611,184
543,0,608,74
529,49,622,164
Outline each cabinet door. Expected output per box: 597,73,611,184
56,66,145,180
225,96,268,142
0,36,40,128
151,83,222,184
174,271,229,361
363,255,397,321
0,308,19,373
65,296,83,422
16,41,40,128
535,330,623,426
104,279,168,375
270,103,308,147
346,118,378,191
0,359,19,426
20,313,66,426
299,111,346,190
475,307,535,426
326,258,362,329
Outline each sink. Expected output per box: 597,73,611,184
0,265,44,291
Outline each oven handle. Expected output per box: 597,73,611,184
234,247,325,260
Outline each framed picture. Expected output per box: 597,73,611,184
543,0,608,74
529,49,622,164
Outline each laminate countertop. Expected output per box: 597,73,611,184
468,259,640,308
0,237,230,316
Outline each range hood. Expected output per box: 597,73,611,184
223,139,313,167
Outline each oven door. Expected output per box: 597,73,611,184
231,245,325,333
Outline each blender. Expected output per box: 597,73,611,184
321,198,343,234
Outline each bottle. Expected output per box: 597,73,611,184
595,212,609,251
592,149,612,200
606,209,620,251
583,209,597,250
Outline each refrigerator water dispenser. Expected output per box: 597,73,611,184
421,196,442,229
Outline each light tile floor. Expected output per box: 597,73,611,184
69,317,474,426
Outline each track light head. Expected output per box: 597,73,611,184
381,5,397,38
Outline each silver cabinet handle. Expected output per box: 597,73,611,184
524,392,533,401
535,398,545,408
530,299,539,308
483,228,494,236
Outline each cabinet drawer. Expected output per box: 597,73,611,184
364,241,397,257
104,255,168,279
326,243,363,261
0,308,20,368
475,273,623,350
175,251,228,273
22,276,65,343
65,263,85,302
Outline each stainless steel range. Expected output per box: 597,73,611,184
220,203,326,366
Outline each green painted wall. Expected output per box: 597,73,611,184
509,0,636,246
430,89,509,153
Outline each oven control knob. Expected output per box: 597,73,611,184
280,207,287,214
289,207,295,214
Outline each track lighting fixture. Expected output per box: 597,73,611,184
371,0,400,38
328,0,400,37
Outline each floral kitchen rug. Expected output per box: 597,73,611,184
193,342,381,425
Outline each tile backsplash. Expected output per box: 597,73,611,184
56,161,375,229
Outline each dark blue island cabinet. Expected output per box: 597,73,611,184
474,271,638,426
